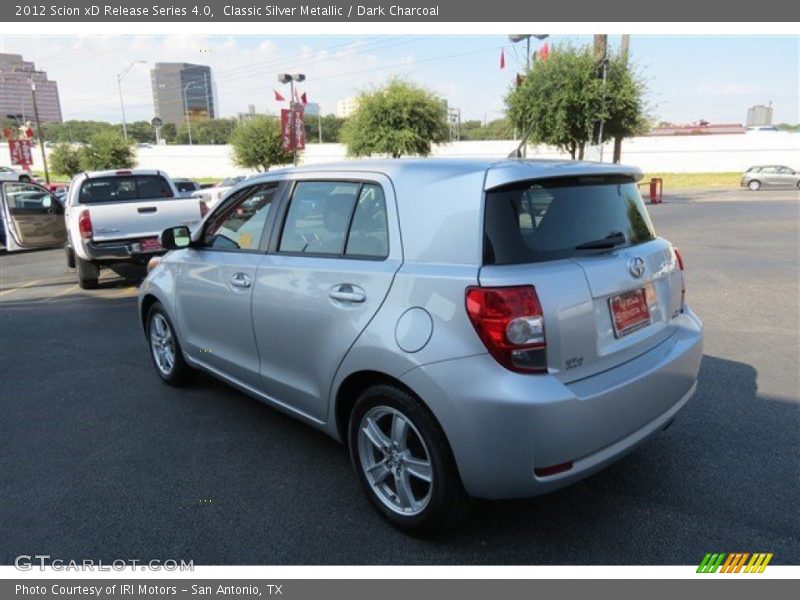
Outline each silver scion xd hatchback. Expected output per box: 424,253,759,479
139,159,703,533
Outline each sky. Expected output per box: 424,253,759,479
1,34,798,125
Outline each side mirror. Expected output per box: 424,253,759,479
159,226,192,250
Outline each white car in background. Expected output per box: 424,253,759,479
0,166,34,183
191,175,247,208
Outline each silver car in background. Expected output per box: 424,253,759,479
741,165,800,190
139,159,703,532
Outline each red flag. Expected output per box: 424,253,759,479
499,48,506,70
274,90,285,102
300,92,308,105
539,43,550,61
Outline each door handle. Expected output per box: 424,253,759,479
138,206,157,214
230,273,252,289
329,284,366,303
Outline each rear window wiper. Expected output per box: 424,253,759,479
575,231,626,250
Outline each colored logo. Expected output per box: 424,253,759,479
697,552,773,573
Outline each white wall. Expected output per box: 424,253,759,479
4,133,799,180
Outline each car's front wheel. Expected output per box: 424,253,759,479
348,384,469,534
146,302,191,386
748,179,761,191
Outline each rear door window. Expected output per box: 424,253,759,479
484,176,656,265
279,181,360,255
78,175,173,203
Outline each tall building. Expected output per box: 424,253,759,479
336,96,360,118
151,63,215,126
746,104,774,127
0,53,63,123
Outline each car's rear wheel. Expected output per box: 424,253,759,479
76,257,99,289
748,180,761,191
19,175,31,183
146,302,191,386
65,245,75,269
348,384,469,534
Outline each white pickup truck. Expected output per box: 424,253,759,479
64,169,207,288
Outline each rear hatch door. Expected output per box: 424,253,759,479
480,174,683,383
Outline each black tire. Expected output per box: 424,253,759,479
348,384,469,534
65,245,75,269
76,256,99,289
145,302,191,386
19,175,31,183
748,180,761,191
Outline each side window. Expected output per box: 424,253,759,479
345,184,388,258
2,182,61,212
202,184,278,251
279,181,360,255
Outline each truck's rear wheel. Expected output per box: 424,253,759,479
65,245,75,269
76,257,99,289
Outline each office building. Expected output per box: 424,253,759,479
336,96,360,118
0,53,63,123
151,63,215,125
746,104,774,127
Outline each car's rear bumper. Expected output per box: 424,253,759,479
82,239,164,263
400,308,703,499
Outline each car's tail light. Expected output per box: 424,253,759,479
534,461,574,477
199,200,209,217
78,209,93,240
674,247,686,311
465,285,546,373
115,170,132,176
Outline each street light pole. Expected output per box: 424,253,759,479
183,81,201,145
30,83,50,185
117,61,145,141
278,73,306,166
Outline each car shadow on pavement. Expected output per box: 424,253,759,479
432,354,800,564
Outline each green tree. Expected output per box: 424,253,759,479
506,43,647,160
175,118,238,144
604,55,650,162
160,123,177,144
341,79,448,158
49,143,82,178
124,121,157,144
78,131,136,171
305,114,347,143
461,118,515,141
229,116,292,172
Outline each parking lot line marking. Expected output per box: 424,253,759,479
41,284,80,303
0,279,43,298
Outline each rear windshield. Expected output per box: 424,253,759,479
484,176,656,265
78,175,173,204
174,181,198,192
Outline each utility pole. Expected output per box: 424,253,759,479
30,83,50,184
593,34,609,162
613,34,631,163
183,81,201,145
117,61,146,141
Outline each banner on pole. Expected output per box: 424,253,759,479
280,107,306,151
8,139,33,167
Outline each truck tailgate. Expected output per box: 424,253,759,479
86,198,203,242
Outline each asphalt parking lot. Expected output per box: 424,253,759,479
1,189,798,565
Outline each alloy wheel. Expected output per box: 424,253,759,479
357,406,433,516
149,313,176,376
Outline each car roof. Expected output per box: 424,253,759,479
260,158,643,189
80,168,171,179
